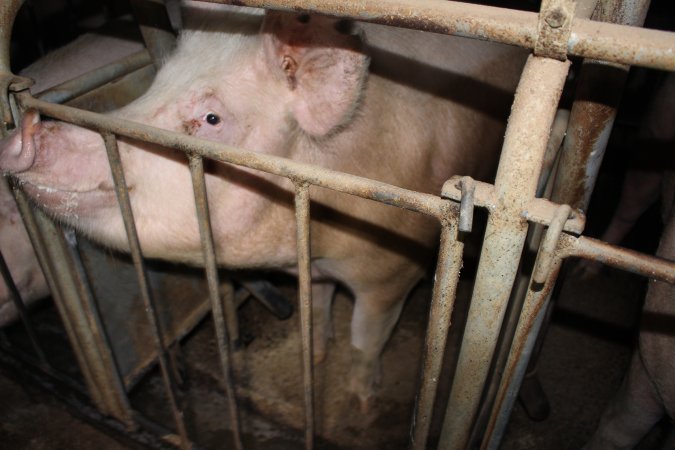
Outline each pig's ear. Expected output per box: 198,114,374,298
262,12,369,137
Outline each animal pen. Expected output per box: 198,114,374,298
0,0,674,449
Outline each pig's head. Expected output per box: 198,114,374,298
0,5,370,266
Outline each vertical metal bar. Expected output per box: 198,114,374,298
0,0,25,125
0,247,49,365
129,0,177,69
552,0,651,211
102,132,190,449
439,55,570,450
187,154,244,450
409,219,463,450
481,253,565,450
482,2,653,446
294,182,314,450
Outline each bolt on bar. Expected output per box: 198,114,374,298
207,0,675,71
188,154,244,450
294,182,315,450
409,217,463,450
102,132,190,449
439,54,571,450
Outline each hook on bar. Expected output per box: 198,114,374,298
532,203,572,285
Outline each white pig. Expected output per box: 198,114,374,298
0,3,525,408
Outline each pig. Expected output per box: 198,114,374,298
0,26,147,327
583,73,675,449
0,3,526,408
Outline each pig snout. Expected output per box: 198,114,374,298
0,110,40,174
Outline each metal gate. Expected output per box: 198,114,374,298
1,0,674,449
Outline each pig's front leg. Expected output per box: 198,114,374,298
582,352,664,450
349,290,408,412
312,280,337,365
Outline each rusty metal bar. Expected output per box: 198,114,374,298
207,0,675,71
129,0,177,68
187,154,244,450
482,249,566,450
552,0,650,212
482,2,654,447
439,54,571,450
294,182,315,450
35,50,152,104
0,247,48,365
0,0,25,125
409,217,463,450
19,94,450,220
102,132,190,449
562,234,675,283
30,206,135,426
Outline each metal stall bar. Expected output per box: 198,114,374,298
188,154,244,450
409,216,463,450
483,1,654,446
18,95,450,221
0,247,48,365
36,50,152,104
0,0,25,126
294,182,315,450
438,55,571,450
209,0,675,71
102,133,190,449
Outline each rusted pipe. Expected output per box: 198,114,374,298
439,54,571,450
207,0,675,71
409,218,463,450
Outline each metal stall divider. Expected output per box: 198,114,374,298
2,1,675,449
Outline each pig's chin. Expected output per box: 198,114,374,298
20,181,119,220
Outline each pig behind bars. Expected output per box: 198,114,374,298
0,3,525,408
583,73,675,449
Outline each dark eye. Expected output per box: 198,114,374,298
205,113,221,125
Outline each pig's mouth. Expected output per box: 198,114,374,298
20,181,121,218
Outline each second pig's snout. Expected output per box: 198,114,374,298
0,110,40,174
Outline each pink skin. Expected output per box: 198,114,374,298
0,5,526,408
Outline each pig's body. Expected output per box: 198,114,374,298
584,74,675,449
1,4,525,405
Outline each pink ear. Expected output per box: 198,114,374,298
262,12,369,137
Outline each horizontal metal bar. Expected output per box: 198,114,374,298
19,94,450,220
442,176,586,234
35,50,152,104
561,234,675,284
204,0,675,71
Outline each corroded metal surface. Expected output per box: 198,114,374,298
409,219,463,450
439,55,571,450
535,0,576,60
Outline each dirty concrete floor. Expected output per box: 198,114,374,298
0,253,670,450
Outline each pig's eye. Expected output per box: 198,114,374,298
205,113,221,125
